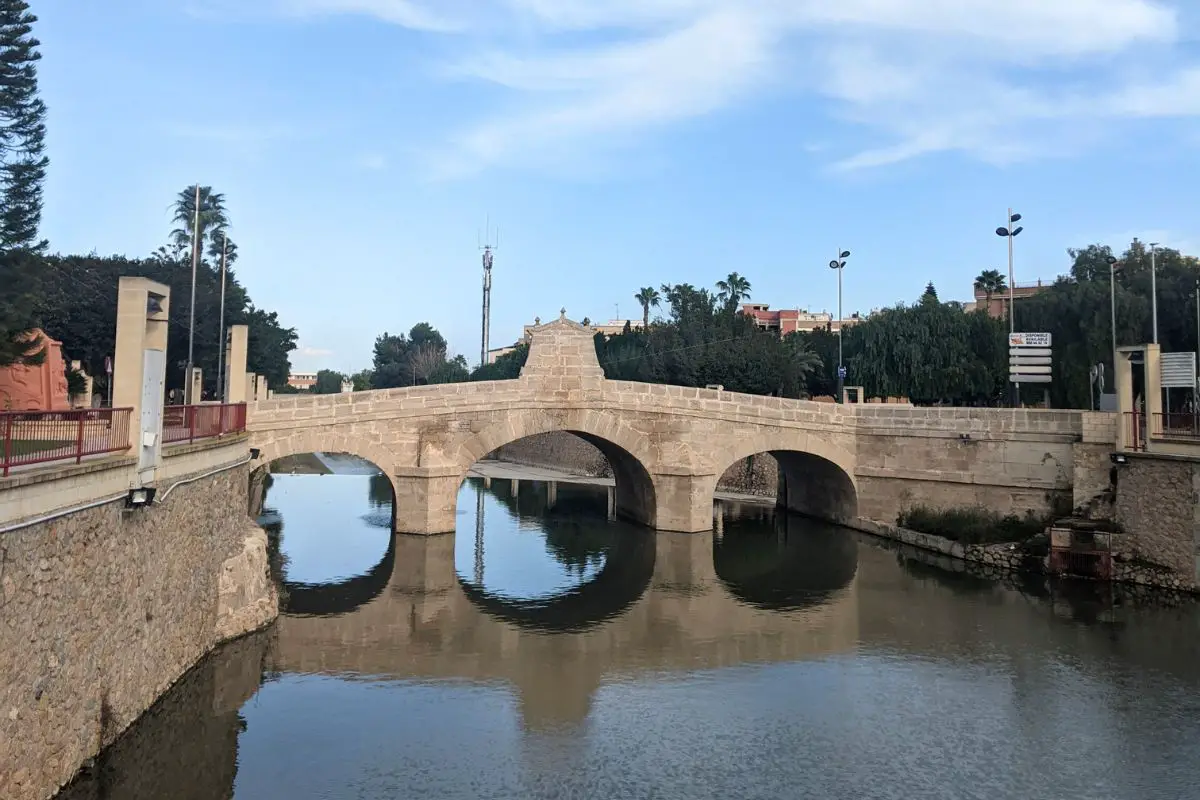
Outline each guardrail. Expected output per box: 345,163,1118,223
1,407,133,476
162,403,247,445
1151,412,1200,441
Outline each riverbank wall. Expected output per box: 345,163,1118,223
0,440,277,800
493,432,780,498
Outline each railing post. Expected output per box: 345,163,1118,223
75,411,85,464
2,414,11,477
188,405,197,444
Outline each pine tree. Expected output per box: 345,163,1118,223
0,0,47,366
0,0,48,251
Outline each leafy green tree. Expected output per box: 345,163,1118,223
471,343,528,381
0,248,43,365
312,369,344,394
0,0,48,252
350,369,373,391
634,286,660,329
371,323,464,388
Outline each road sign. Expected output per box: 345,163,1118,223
837,366,847,379
1009,332,1052,385
1009,332,1051,347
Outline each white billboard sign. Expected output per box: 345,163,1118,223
1009,332,1051,348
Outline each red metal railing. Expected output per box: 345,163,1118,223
1123,411,1145,451
1151,412,1200,441
1,407,132,476
162,403,247,445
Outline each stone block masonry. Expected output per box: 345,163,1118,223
0,462,277,800
1114,453,1200,590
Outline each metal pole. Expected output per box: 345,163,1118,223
1150,243,1159,344
1110,260,1118,367
837,248,844,403
1007,208,1018,407
480,247,492,369
216,234,227,401
185,184,200,404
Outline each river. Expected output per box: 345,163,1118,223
56,464,1200,800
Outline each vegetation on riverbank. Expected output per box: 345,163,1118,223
896,504,1057,545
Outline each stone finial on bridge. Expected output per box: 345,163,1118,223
520,314,604,385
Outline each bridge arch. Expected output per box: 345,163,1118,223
454,410,659,528
713,431,858,524
251,432,401,502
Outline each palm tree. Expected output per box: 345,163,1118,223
973,269,1007,316
171,185,233,265
634,287,661,330
715,272,752,309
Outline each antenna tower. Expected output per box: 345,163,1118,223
479,218,498,368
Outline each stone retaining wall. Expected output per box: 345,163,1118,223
0,462,277,800
491,431,780,498
1114,453,1200,591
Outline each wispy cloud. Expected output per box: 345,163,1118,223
242,0,1194,175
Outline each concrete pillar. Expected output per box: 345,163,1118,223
546,480,557,509
189,367,203,405
392,468,460,534
112,277,170,481
510,478,519,495
1116,348,1136,450
651,473,717,533
69,360,93,408
245,372,257,402
389,534,456,623
606,486,616,522
1146,343,1163,438
255,374,268,402
224,325,249,403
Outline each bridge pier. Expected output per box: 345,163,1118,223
392,467,460,534
651,473,718,533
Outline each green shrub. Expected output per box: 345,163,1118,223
896,504,1049,545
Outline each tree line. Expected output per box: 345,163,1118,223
0,1,297,400
467,244,1200,409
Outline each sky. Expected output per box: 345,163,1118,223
33,0,1200,373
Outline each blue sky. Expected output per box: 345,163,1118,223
34,0,1200,373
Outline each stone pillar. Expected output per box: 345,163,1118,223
112,277,170,480
393,468,460,534
546,480,557,509
389,534,457,623
245,372,257,401
1145,343,1162,448
652,473,716,533
224,325,248,403
189,367,203,404
255,374,268,402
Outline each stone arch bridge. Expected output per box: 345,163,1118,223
248,314,1110,533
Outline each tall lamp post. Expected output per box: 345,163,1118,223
995,209,1024,406
1106,255,1119,366
1149,242,1160,344
829,249,850,402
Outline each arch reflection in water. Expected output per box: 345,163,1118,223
713,501,859,611
456,478,656,633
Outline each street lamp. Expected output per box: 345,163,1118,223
1149,242,1160,344
996,209,1024,406
1106,255,1119,366
829,249,850,402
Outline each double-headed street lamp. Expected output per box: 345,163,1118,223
996,209,1024,406
829,249,850,402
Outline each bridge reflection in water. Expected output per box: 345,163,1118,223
270,478,862,731
56,472,1200,800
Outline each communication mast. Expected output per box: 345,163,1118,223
479,218,499,369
